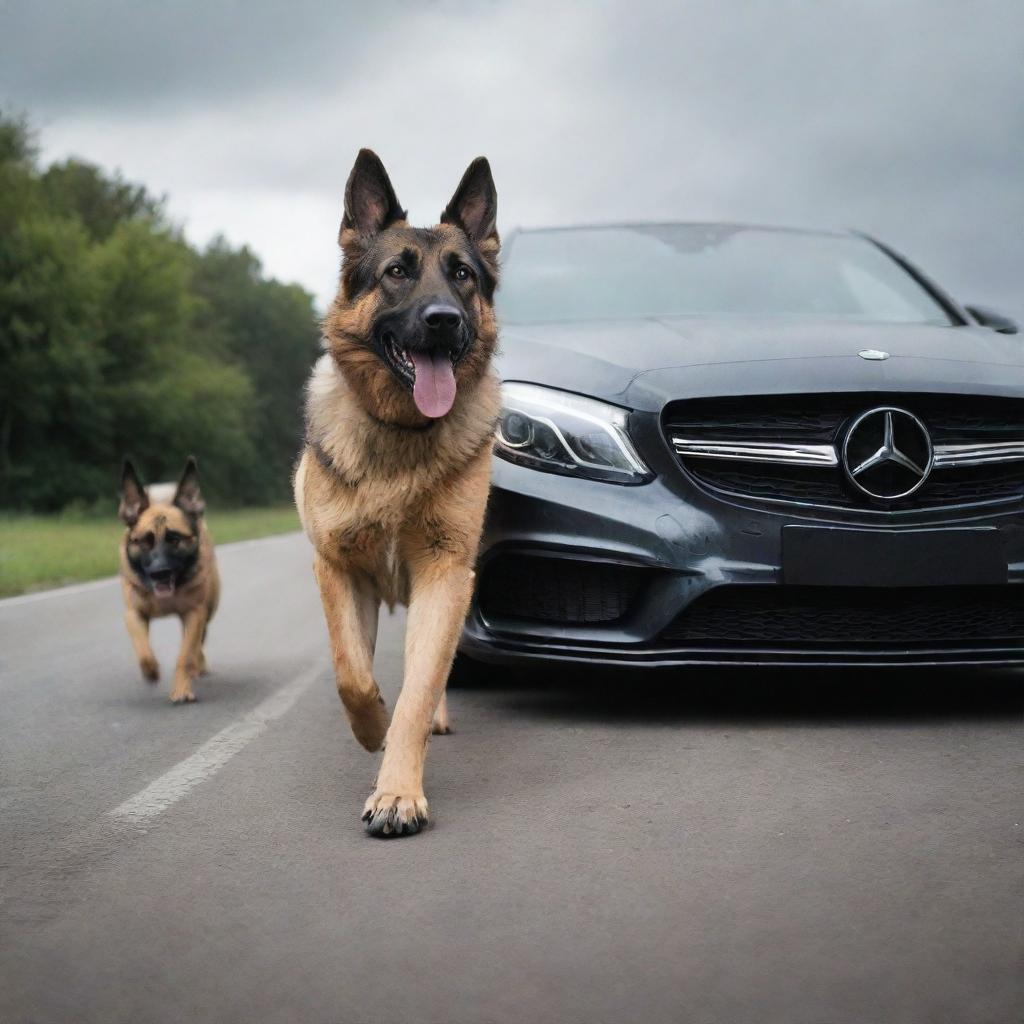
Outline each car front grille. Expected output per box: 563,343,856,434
664,393,1024,510
660,585,1024,647
477,554,651,625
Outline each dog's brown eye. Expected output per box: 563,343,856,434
387,265,406,279
142,532,155,548
454,264,472,282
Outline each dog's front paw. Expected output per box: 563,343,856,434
140,656,160,683
170,680,197,704
362,791,429,838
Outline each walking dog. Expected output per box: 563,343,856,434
294,149,500,836
119,457,219,704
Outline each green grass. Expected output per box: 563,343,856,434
0,506,300,598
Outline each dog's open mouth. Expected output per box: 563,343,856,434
382,332,457,419
151,576,175,598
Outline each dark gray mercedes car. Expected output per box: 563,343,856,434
458,223,1024,668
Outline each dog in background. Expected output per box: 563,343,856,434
294,149,500,837
119,457,220,704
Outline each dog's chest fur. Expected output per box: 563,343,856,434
297,355,499,605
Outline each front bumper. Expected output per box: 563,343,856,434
461,437,1024,668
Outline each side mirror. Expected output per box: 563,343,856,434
965,304,1018,335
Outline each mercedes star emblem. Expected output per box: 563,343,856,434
842,407,933,500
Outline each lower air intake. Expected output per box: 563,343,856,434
661,585,1024,646
478,555,649,625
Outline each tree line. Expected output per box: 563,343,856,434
0,112,322,512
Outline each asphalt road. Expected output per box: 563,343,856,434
1,531,1021,1024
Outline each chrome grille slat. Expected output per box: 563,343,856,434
932,442,1024,468
664,393,1024,509
672,438,1024,469
670,439,838,467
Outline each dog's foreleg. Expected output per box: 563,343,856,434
314,554,387,752
431,691,451,735
362,448,490,836
170,606,208,704
362,553,474,836
197,621,210,676
125,607,159,682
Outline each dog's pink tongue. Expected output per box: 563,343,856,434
411,351,456,419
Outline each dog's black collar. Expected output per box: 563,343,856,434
309,417,495,488
310,441,357,487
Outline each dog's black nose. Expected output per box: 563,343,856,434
422,304,463,332
149,567,173,582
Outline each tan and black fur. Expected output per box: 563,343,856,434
119,457,220,704
295,150,500,836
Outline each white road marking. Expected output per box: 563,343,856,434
108,658,326,826
0,531,304,609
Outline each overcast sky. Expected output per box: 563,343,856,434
2,0,1021,319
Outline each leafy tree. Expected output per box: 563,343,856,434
41,159,164,243
0,111,35,173
191,238,321,499
0,212,107,506
0,110,320,512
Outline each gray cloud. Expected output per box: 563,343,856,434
1,0,1021,320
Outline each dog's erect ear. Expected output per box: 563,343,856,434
119,459,149,527
340,149,406,243
441,157,499,251
173,456,205,518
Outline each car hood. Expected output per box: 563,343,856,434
496,317,1024,413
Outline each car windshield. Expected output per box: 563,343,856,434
499,225,953,326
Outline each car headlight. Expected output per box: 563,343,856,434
495,382,653,484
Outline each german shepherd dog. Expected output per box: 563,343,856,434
294,150,500,837
119,457,220,704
